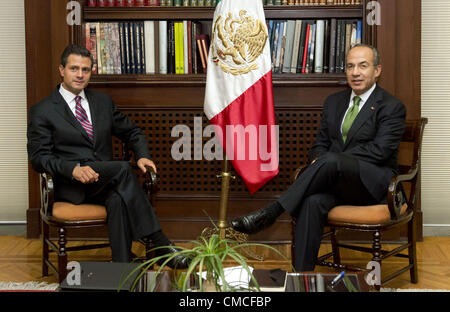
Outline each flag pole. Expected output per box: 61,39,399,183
217,156,234,239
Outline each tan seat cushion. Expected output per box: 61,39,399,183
52,202,107,221
328,203,408,225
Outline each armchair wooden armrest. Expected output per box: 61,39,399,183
143,165,159,206
40,172,54,217
387,166,418,221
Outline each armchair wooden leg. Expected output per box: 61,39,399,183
42,221,49,277
408,218,419,283
58,227,68,283
330,228,341,266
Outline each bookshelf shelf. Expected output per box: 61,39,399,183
83,5,362,21
89,73,348,87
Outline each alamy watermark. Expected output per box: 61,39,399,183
66,1,81,26
365,261,381,286
171,117,279,171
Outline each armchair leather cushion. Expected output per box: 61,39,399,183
52,202,107,221
328,203,408,225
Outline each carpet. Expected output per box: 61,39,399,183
0,281,59,292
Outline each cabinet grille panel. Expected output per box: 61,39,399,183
113,109,322,195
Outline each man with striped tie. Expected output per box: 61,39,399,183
27,45,188,267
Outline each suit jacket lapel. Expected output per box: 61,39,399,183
52,86,94,145
336,89,352,146
343,86,382,148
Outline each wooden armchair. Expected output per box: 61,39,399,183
291,118,427,289
40,144,157,283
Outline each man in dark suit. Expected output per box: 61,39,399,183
27,44,188,266
231,44,406,271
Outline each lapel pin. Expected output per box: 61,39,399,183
371,106,375,111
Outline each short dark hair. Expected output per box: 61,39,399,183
347,44,381,67
60,44,94,68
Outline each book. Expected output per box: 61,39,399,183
183,20,189,74
282,20,296,73
167,21,175,74
159,21,168,74
314,20,325,73
329,18,337,73
250,269,288,292
196,34,209,73
144,21,156,74
290,20,302,73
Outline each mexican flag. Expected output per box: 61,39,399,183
204,0,279,194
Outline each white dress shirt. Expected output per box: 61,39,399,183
59,84,93,123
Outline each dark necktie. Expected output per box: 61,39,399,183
342,96,361,143
75,95,94,143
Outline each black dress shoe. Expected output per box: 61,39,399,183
230,208,278,235
154,243,190,270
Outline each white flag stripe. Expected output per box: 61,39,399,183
204,0,272,120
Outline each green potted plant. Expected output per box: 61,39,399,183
120,229,290,292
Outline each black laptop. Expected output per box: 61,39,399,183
60,261,144,292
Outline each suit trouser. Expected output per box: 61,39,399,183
82,161,161,262
278,152,379,271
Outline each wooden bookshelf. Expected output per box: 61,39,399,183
83,5,363,20
25,0,422,243
89,73,348,87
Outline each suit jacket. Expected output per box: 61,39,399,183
308,85,406,202
27,85,150,203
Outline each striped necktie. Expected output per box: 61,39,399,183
75,95,94,143
342,96,361,143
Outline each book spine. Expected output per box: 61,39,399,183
301,23,310,74
196,36,206,73
307,23,316,74
115,0,125,6
144,21,155,74
314,20,324,73
356,20,362,44
175,22,181,74
183,20,188,74
134,22,142,74
124,22,131,74
297,20,307,73
140,22,146,74
271,21,279,71
290,20,302,73
128,22,136,74
282,20,295,73
89,25,98,74
119,23,126,74
329,18,336,73
159,21,168,74
168,21,175,74
187,21,192,74
278,20,287,73
323,19,330,73
113,22,122,75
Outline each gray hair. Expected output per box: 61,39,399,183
348,44,381,67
